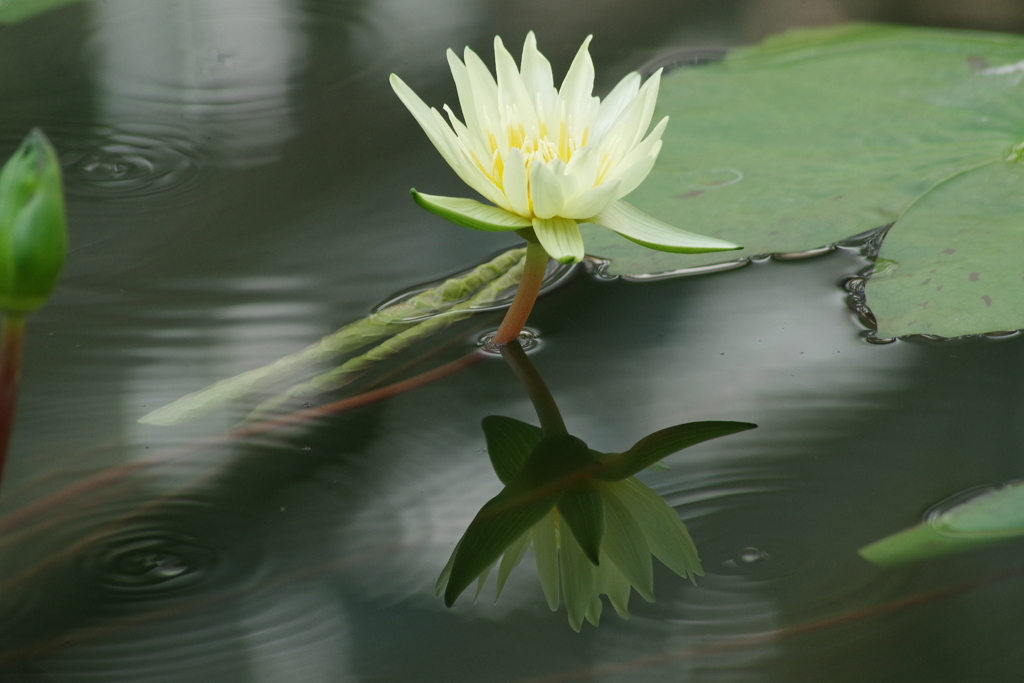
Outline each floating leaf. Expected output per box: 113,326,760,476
866,161,1024,337
583,23,1024,277
859,481,1024,566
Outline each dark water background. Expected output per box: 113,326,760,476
2,1,1024,681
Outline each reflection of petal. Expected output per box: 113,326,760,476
89,0,307,167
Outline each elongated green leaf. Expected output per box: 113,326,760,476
582,23,1024,275
866,161,1024,337
412,190,530,231
140,247,524,425
557,485,605,566
599,484,654,601
445,484,559,606
597,421,756,481
860,482,1024,566
0,0,82,23
481,416,543,485
613,478,702,581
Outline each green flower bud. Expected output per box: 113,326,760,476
0,129,68,316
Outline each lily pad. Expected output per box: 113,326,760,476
866,161,1024,337
860,481,1024,566
583,23,1024,277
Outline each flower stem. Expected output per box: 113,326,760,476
500,340,567,438
0,315,25,491
491,240,549,346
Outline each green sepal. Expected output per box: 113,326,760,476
556,485,605,566
444,483,559,606
411,189,530,232
597,421,757,481
481,415,543,485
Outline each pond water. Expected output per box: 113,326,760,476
3,1,1024,681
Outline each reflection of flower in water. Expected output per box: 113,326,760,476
437,416,754,631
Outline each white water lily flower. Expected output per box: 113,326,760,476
390,32,740,264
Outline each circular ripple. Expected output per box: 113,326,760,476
0,121,208,202
58,126,206,200
84,530,218,596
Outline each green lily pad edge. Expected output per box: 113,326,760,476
585,21,1024,338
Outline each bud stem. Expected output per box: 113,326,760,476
491,240,549,345
0,315,25,491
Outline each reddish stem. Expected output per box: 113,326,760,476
491,240,549,345
0,315,25,491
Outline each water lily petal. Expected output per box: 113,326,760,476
463,46,501,142
533,216,584,264
598,554,633,619
529,160,566,219
520,31,556,116
593,71,640,142
628,68,662,149
502,147,531,216
615,478,703,582
599,484,655,601
590,200,741,253
595,69,662,167
608,145,658,200
557,485,605,566
560,526,596,632
563,145,600,189
412,191,530,231
390,74,468,173
532,511,561,611
557,35,598,137
585,593,603,627
559,179,620,219
610,116,668,180
494,35,539,138
482,415,543,484
496,529,531,599
446,50,488,151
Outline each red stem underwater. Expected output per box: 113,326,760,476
0,316,25,491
